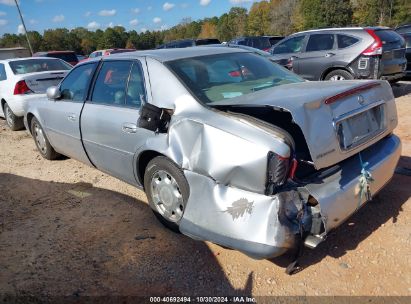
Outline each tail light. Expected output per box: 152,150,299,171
266,152,290,195
362,29,383,56
104,51,111,56
13,80,33,95
262,48,271,52
229,70,241,77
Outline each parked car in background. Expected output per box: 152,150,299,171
156,38,221,49
80,48,137,63
270,27,406,81
0,47,31,60
33,51,78,66
24,48,400,266
0,57,71,130
204,43,284,65
395,24,411,35
229,36,284,52
401,32,411,77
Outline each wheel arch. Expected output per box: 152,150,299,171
1,98,6,111
26,112,35,134
136,150,169,188
321,66,354,80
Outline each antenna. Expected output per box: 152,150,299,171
14,0,33,56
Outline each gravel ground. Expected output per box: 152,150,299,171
0,81,410,298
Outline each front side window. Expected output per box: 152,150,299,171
306,34,335,52
167,52,303,106
60,63,96,102
272,36,305,54
0,64,7,81
91,61,133,106
9,59,71,75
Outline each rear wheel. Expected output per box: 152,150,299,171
324,69,354,81
31,117,60,160
144,156,190,233
3,103,24,131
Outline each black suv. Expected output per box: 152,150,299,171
156,38,221,49
229,36,284,52
270,27,406,81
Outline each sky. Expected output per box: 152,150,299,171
0,0,257,35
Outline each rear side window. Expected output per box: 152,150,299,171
60,63,96,102
176,40,194,48
269,37,284,46
91,61,133,106
126,62,146,108
337,35,359,49
272,36,305,54
306,34,335,52
0,64,7,81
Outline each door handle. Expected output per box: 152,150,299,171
67,114,76,121
122,123,137,134
325,53,335,57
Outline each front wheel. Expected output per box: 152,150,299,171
324,69,354,81
3,103,24,131
144,156,190,233
31,117,60,160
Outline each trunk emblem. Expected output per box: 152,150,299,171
358,95,366,106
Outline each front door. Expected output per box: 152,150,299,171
81,59,153,186
44,62,97,164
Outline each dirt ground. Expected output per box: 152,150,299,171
0,81,410,299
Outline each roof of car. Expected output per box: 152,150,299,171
294,26,391,35
0,56,65,63
96,46,248,63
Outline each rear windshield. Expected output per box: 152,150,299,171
251,37,271,49
47,52,78,63
269,37,284,45
374,30,402,43
403,35,411,48
167,52,303,106
196,39,221,46
9,59,72,75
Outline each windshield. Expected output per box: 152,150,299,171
48,52,78,63
167,52,303,105
9,58,72,75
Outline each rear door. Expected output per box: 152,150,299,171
375,29,407,76
296,33,337,80
270,35,307,69
44,62,97,164
81,58,153,186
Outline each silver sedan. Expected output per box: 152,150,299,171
24,47,401,272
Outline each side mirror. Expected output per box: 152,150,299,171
47,86,61,100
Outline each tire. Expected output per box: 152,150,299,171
3,103,24,131
324,69,354,81
144,156,190,233
31,117,60,160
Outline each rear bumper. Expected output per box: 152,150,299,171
2,94,46,117
179,135,401,259
306,135,401,232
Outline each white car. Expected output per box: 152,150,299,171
0,57,71,130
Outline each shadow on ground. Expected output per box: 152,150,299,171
0,173,253,298
392,80,411,98
271,155,411,271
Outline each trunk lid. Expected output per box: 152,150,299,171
17,70,67,93
211,80,398,169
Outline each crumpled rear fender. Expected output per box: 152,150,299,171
179,170,298,259
136,116,290,194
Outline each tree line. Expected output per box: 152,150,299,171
1,0,410,54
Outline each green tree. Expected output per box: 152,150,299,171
299,0,352,29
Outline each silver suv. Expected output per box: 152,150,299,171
270,27,407,81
